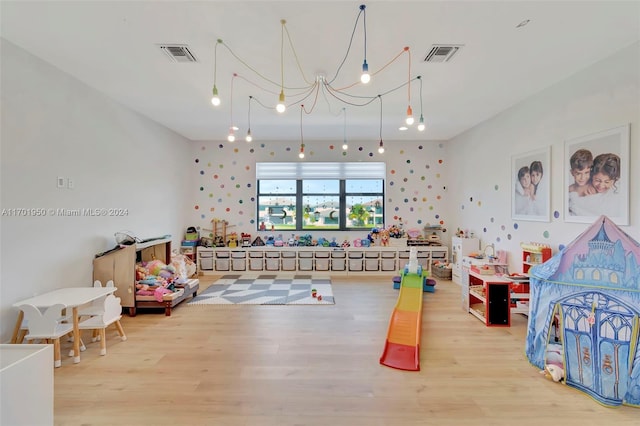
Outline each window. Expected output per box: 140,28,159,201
257,162,385,231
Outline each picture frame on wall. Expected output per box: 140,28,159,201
511,146,551,222
564,124,630,225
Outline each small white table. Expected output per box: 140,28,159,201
12,287,116,363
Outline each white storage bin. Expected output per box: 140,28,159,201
200,257,214,270
331,250,346,271
281,251,296,271
298,251,314,271
215,251,230,271
248,251,264,271
348,251,363,271
265,251,280,271
314,251,330,271
231,251,247,271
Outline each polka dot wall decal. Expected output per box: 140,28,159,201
490,217,495,222
286,147,291,151
250,148,255,153
507,234,512,240
406,159,411,164
358,147,364,151
514,223,519,229
236,184,240,188
342,151,347,156
427,185,432,189
501,225,506,230
208,162,211,167
400,150,405,154
245,166,250,171
219,164,224,169
200,170,204,175
429,206,434,210
403,178,408,182
404,198,409,203
417,219,422,224
483,227,487,232
195,159,199,163
418,145,423,149
436,173,440,178
201,214,206,219
391,170,396,174
393,215,399,220
247,183,252,187
477,201,481,207
390,181,394,186
413,197,417,202
439,220,444,225
422,197,427,202
213,174,218,179
543,231,550,238
421,176,425,180
250,197,255,201
425,165,430,169
400,187,405,192
234,148,239,153
409,169,414,174
436,195,441,200
394,207,399,212
461,205,465,210
270,152,275,156
199,187,204,191
209,193,213,197
238,211,243,215
496,237,501,242
469,197,473,202
494,185,499,190
218,144,224,148
201,146,206,150
554,211,560,219
368,152,373,157
194,205,199,210
329,145,334,150
250,219,255,224
220,184,225,188
438,159,443,164
410,207,414,212
226,207,231,212
260,143,266,148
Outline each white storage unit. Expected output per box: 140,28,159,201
381,251,397,271
348,250,364,271
331,250,347,271
196,246,447,275
1,344,53,426
281,251,297,271
215,250,231,271
231,250,246,271
265,251,280,271
451,237,479,284
364,251,380,271
314,251,330,271
298,251,314,271
248,251,264,271
198,248,214,272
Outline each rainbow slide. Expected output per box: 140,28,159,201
379,270,425,371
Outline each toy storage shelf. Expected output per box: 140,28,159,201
466,271,511,327
196,246,448,276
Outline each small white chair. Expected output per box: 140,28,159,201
78,280,115,317
19,303,74,368
78,294,127,355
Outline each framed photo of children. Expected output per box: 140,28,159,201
564,124,630,225
511,146,551,222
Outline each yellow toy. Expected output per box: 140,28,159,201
227,232,238,248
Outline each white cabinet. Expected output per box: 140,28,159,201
451,237,479,284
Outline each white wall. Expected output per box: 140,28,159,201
446,42,639,272
0,39,192,342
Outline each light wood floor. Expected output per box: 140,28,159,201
52,274,638,425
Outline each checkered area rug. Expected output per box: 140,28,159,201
187,274,335,305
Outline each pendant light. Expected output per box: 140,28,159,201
276,19,287,113
211,39,222,106
359,5,370,84
377,95,384,154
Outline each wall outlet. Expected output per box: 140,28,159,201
57,177,65,188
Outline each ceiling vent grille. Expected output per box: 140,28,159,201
423,44,463,63
158,44,198,63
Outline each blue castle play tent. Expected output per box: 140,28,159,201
525,215,640,407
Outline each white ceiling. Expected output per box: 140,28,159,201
1,1,639,142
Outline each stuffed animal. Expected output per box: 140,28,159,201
380,229,390,246
227,232,238,248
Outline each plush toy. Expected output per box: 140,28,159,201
144,259,176,278
380,229,390,246
227,232,238,248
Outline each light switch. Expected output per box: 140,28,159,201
57,177,65,188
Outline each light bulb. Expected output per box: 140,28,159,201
417,115,425,131
342,143,348,150
211,85,220,106
360,61,370,84
405,106,414,125
276,90,286,113
227,129,235,142
245,129,252,142
378,140,384,154
299,151,305,159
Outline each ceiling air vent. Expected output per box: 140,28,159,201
423,44,463,63
158,44,198,63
